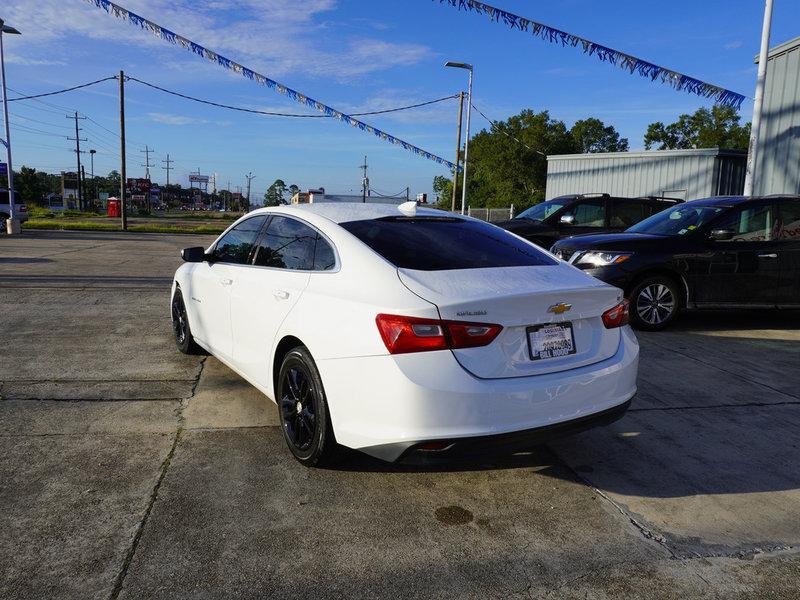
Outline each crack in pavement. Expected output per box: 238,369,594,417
108,356,206,599
630,400,800,412
645,338,800,402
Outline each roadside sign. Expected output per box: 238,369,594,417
99,192,109,201
131,194,146,201
0,163,7,176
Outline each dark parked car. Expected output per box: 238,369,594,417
495,193,681,248
551,196,800,330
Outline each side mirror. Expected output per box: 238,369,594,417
709,229,735,241
560,214,575,225
181,246,208,262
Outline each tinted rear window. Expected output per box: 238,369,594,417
340,217,557,271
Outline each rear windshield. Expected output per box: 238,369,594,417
340,216,557,271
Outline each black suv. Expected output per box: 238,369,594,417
551,196,800,330
495,193,681,248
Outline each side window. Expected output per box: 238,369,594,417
778,200,800,241
213,216,267,264
649,201,676,217
713,204,775,242
253,216,317,270
610,201,645,228
562,200,605,227
313,235,337,271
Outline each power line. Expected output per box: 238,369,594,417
471,102,546,156
7,76,118,102
126,76,458,118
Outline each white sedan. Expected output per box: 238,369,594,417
171,202,638,466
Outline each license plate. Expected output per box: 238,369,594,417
527,322,576,361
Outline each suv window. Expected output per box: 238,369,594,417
341,217,557,271
254,216,317,270
561,200,605,227
778,200,800,241
610,200,645,228
712,204,775,242
213,216,267,264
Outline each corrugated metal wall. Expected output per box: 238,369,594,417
754,36,800,196
546,149,745,200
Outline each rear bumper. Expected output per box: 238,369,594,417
387,398,632,463
316,327,639,462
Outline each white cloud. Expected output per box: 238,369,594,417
3,0,432,81
146,111,230,126
724,40,744,50
4,53,66,67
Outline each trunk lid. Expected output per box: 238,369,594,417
398,264,624,379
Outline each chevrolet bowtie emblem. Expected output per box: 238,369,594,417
548,303,572,314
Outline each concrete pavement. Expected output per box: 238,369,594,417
1,230,799,598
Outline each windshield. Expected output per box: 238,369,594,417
627,203,728,236
516,198,571,221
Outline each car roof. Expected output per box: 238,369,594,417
247,202,454,225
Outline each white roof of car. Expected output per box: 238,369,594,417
251,202,453,224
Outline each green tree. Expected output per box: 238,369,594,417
449,110,578,209
264,179,287,206
287,184,300,200
644,105,750,150
433,175,454,209
570,118,629,153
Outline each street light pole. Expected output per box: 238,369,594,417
0,18,21,234
445,61,473,215
743,0,774,197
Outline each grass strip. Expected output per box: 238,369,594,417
22,219,224,235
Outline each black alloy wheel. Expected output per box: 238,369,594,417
171,289,202,354
277,347,338,466
629,276,681,331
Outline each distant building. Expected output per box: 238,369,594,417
753,36,800,197
290,187,405,205
546,36,800,201
546,148,747,201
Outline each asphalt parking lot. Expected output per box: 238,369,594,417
2,230,800,599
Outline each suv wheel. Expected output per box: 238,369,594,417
277,347,339,467
629,276,681,331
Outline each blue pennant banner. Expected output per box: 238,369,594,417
83,0,457,171
435,0,745,110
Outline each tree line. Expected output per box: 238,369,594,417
434,105,750,210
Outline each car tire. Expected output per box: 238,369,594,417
277,346,339,467
628,276,681,331
171,288,204,354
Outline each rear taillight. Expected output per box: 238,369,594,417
602,300,630,329
19,205,27,213
375,314,502,354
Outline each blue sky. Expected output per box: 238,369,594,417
3,0,799,203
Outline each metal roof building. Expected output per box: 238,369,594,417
545,148,746,201
753,36,800,196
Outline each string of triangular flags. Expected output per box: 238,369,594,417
82,0,457,171
434,0,746,110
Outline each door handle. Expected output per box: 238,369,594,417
757,253,778,259
220,278,234,286
273,290,290,300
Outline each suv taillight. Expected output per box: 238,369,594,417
375,314,502,354
602,300,630,329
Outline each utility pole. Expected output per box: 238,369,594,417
451,90,464,213
89,149,96,205
119,70,127,229
406,187,410,201
140,145,154,212
360,155,369,203
245,172,256,210
1,17,22,234
162,153,173,207
743,0,774,197
67,111,87,210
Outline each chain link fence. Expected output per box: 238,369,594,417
466,206,515,222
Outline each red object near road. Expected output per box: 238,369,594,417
107,199,120,217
